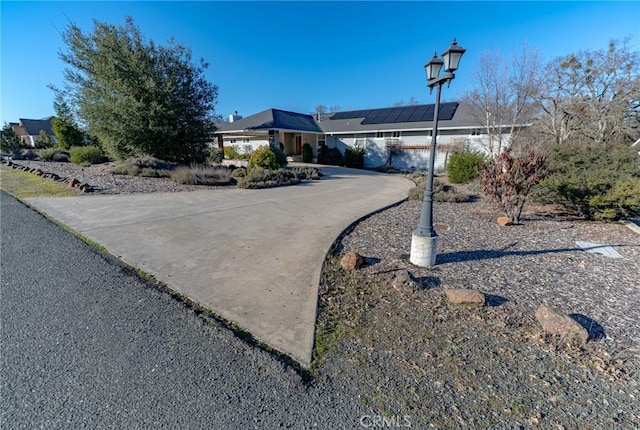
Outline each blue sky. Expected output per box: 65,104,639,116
1,1,639,124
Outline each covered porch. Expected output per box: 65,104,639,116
214,108,326,161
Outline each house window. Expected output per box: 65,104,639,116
376,132,384,139
391,131,400,139
242,138,250,144
228,138,237,144
318,136,326,147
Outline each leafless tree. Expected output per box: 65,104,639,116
462,44,542,157
538,38,640,145
315,105,327,114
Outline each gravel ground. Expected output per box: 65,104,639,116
315,197,640,428
7,160,640,428
14,160,232,194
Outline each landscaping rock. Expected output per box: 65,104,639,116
391,270,417,293
340,251,363,271
67,178,80,188
79,183,94,193
535,305,589,346
445,288,485,307
497,216,513,226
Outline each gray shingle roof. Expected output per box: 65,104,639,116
215,103,489,136
20,117,54,136
216,109,323,134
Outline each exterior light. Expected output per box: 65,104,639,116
410,39,465,268
424,53,444,81
442,39,466,73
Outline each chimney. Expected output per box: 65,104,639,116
229,111,242,123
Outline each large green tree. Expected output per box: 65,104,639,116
0,123,23,155
51,99,85,149
56,17,218,163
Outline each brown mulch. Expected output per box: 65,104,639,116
314,193,640,428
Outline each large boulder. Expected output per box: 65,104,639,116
340,251,363,271
445,289,485,307
391,270,417,294
535,306,589,346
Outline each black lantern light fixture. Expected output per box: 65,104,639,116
410,39,466,267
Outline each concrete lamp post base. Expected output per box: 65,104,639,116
409,233,438,267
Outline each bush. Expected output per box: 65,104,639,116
408,176,471,203
535,142,640,220
288,166,322,180
53,153,70,162
236,167,296,189
111,155,174,176
170,165,233,185
236,166,322,189
207,147,224,164
273,145,288,167
111,164,140,176
317,145,344,166
446,151,485,184
224,145,240,160
481,148,547,224
22,150,38,160
344,146,364,169
39,148,70,161
138,167,171,178
247,145,279,172
231,167,247,178
69,146,104,165
302,143,313,163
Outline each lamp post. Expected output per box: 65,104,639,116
410,39,466,267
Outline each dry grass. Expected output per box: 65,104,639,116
0,165,80,198
170,165,233,185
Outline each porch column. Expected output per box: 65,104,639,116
268,130,281,149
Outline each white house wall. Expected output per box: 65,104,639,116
223,136,269,154
328,130,469,172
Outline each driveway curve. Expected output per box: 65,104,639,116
26,165,414,367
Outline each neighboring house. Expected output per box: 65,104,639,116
215,102,515,171
10,117,56,148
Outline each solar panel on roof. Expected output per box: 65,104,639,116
330,103,459,124
384,107,405,123
435,102,458,121
396,106,418,122
408,109,428,122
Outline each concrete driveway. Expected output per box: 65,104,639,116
26,166,414,367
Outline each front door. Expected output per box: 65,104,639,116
295,136,302,155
